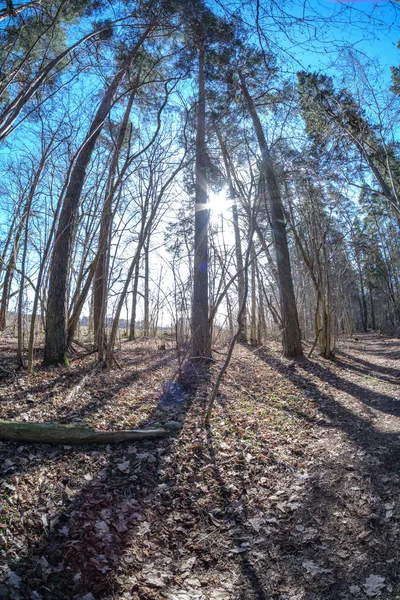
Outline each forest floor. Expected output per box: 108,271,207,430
0,332,399,600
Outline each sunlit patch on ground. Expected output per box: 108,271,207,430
0,333,400,598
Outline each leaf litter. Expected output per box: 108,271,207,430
0,333,399,598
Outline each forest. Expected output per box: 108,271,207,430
0,0,400,598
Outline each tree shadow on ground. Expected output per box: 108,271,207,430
3,336,400,599
0,351,178,492
265,351,400,418
0,351,176,422
1,355,212,600
205,421,270,600
256,349,400,467
335,349,400,383
248,346,400,597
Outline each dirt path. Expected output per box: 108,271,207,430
0,333,399,599
254,333,400,599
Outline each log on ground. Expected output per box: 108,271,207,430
0,421,169,444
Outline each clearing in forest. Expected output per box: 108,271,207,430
0,332,399,599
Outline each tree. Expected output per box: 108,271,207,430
238,70,303,357
297,71,400,228
44,25,152,365
190,12,210,359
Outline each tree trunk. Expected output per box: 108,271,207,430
88,290,94,336
129,257,140,340
44,31,149,366
191,40,210,359
0,268,13,331
369,281,376,330
152,267,162,337
250,246,257,345
27,184,64,373
239,72,302,357
212,117,247,342
257,265,267,344
143,238,150,337
93,89,136,348
357,263,368,332
16,200,31,366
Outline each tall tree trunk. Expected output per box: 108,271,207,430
239,71,303,357
0,268,13,331
44,31,149,366
191,40,210,359
16,194,32,366
27,170,66,373
212,117,247,341
93,89,136,346
152,267,162,337
129,257,140,341
369,281,376,330
250,247,257,345
143,238,150,337
88,289,94,336
356,257,368,332
257,265,267,344
0,206,18,281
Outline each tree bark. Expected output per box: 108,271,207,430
0,421,169,444
143,237,150,337
44,30,150,366
250,245,257,345
369,281,376,330
129,257,140,340
239,71,303,357
16,198,31,366
191,40,210,359
93,89,136,347
27,174,65,373
212,117,247,342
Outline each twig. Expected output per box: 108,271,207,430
308,327,322,359
72,338,94,351
205,221,255,425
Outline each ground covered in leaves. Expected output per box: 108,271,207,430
0,332,399,599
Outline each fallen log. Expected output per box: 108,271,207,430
0,421,169,445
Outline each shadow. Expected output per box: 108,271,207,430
205,423,269,600
257,350,400,419
0,351,176,424
335,349,400,383
0,346,212,600
344,333,400,361
250,344,400,597
3,334,400,598
0,365,90,405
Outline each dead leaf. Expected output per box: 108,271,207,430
6,572,21,588
363,575,386,597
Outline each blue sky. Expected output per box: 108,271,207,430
231,0,400,82
0,0,399,321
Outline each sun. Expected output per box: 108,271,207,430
208,188,231,224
